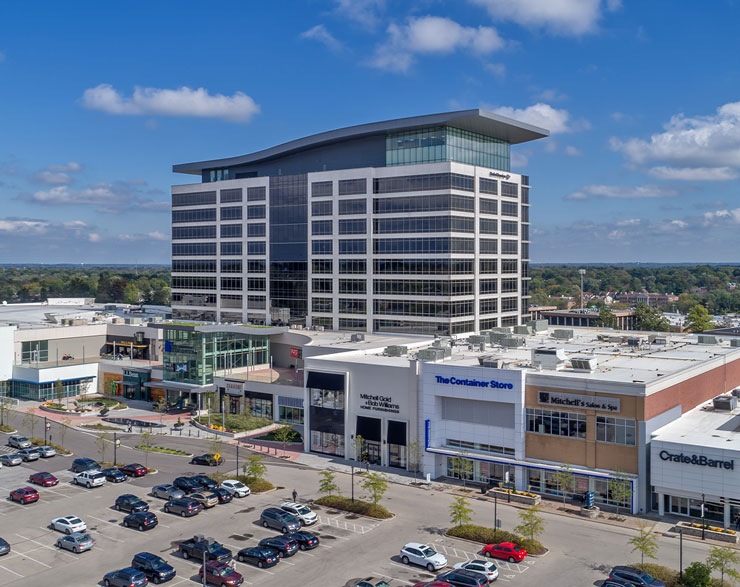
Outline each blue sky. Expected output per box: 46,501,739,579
1,0,739,264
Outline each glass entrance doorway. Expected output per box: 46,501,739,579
365,441,381,465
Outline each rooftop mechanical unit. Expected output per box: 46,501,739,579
713,395,737,411
648,335,668,345
385,345,408,356
350,333,365,342
478,355,506,369
513,325,532,335
698,335,720,345
417,348,446,362
489,331,509,345
491,327,513,334
531,347,567,370
501,336,525,348
468,335,488,345
526,319,549,332
731,339,740,348
552,329,574,340
570,356,598,372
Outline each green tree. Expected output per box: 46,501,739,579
610,471,633,517
597,305,618,328
686,304,714,332
140,430,153,469
95,432,110,464
683,561,712,587
514,504,546,543
407,439,423,483
0,395,11,427
273,425,295,454
707,546,740,587
318,470,339,497
628,523,658,564
209,435,223,468
552,463,575,504
53,379,64,402
59,417,71,449
361,472,389,505
633,303,670,331
449,457,473,490
22,408,36,438
122,281,140,305
449,495,473,527
243,454,267,481
354,434,365,463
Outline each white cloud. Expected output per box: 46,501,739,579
81,84,260,123
48,162,81,172
611,111,630,122
147,231,168,241
300,25,344,52
470,0,619,36
565,184,678,200
703,209,740,226
30,162,83,185
88,233,102,242
610,101,740,179
21,180,169,213
0,219,49,234
484,62,506,78
607,229,626,241
647,166,739,181
335,0,385,28
369,16,504,73
537,89,567,102
511,151,529,168
487,102,579,133
565,145,582,156
615,218,641,226
543,140,558,153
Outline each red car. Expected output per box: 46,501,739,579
199,561,243,586
9,487,39,504
413,582,454,587
119,463,148,477
483,541,527,563
29,472,59,487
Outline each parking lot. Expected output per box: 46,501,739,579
0,444,541,586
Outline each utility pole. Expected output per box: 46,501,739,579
44,416,48,444
494,491,498,531
351,465,355,503
579,269,586,310
679,527,683,581
236,441,239,477
202,549,207,587
701,493,706,540
113,432,117,466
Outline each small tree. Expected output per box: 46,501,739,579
59,417,71,449
552,463,575,504
361,471,389,505
450,457,473,489
449,495,473,528
209,435,223,469
514,504,546,543
707,546,740,587
318,470,339,497
243,454,267,481
23,408,36,438
686,304,714,333
610,470,633,517
140,430,153,469
0,395,11,426
95,432,110,464
273,425,294,454
628,523,658,564
407,438,423,483
354,434,365,462
54,379,64,403
684,562,712,587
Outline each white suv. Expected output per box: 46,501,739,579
400,542,447,572
73,471,106,488
280,502,318,526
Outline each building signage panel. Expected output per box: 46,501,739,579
489,171,511,179
359,393,400,414
435,375,514,389
290,347,302,359
537,390,620,412
659,450,734,470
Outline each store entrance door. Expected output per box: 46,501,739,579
365,441,381,465
356,416,382,466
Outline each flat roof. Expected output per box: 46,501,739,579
173,109,550,175
652,401,740,450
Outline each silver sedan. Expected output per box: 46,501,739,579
151,484,185,500
56,532,95,553
0,454,22,466
38,446,56,458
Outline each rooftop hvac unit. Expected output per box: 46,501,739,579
417,348,445,362
713,395,737,411
501,336,525,348
698,335,720,345
531,347,567,370
468,335,487,345
570,356,598,372
527,319,549,332
626,337,642,347
513,325,532,335
552,329,574,340
731,339,740,348
491,327,513,334
385,345,407,356
350,333,365,342
478,355,505,369
489,331,509,344
648,335,668,345
432,338,451,348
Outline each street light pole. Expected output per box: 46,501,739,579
236,441,239,477
202,550,207,587
113,432,117,466
44,416,48,444
351,465,355,503
679,527,683,581
579,269,586,310
494,491,498,531
701,493,706,540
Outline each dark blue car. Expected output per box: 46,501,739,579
237,546,280,568
102,467,127,483
103,567,148,587
131,551,176,583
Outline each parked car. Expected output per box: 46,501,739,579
178,535,231,563
437,569,488,587
151,484,185,500
103,567,149,587
131,552,176,584
219,479,250,498
190,491,219,508
343,578,391,587
9,487,39,504
71,458,101,473
212,488,233,504
258,536,299,558
482,542,527,563
190,453,224,466
280,501,318,526
400,543,448,572
453,560,498,582
73,470,106,488
413,582,454,587
123,511,158,531
0,454,22,467
51,515,86,534
56,532,95,553
0,537,10,556
198,561,243,586
259,507,301,533
237,546,280,568
173,476,201,494
29,472,59,487
115,494,150,513
192,475,218,490
18,447,41,462
37,445,56,458
8,435,31,449
602,579,639,587
119,463,148,477
609,566,666,587
163,497,202,517
284,531,320,550
102,467,127,483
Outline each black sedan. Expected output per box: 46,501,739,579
115,494,149,513
236,546,280,568
212,488,233,504
258,536,298,558
173,477,201,494
192,475,218,490
285,531,320,550
190,454,224,466
123,512,158,531
102,468,127,483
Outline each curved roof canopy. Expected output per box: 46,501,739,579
173,109,549,175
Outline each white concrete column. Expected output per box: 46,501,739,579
515,466,526,491
658,493,665,516
724,500,731,529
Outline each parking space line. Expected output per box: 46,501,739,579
15,533,76,560
7,548,52,568
0,564,23,578
88,514,119,526
373,572,413,585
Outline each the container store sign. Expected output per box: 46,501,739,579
359,393,400,414
538,391,620,412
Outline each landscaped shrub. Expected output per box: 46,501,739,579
446,523,545,555
314,495,393,519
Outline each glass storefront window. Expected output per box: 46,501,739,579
279,406,304,425
389,444,406,468
310,389,344,409
311,431,344,457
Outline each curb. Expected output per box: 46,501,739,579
0,429,18,435
134,447,194,458
442,532,550,558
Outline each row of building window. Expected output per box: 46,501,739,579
311,199,368,216
374,319,474,335
172,208,216,223
445,438,515,457
172,225,216,240
172,191,217,207
311,260,367,274
311,219,368,235
312,279,367,294
373,172,474,194
312,239,368,255
373,194,474,214
373,237,474,255
373,300,474,317
374,279,474,296
311,298,368,314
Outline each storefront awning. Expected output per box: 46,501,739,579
143,381,213,393
107,342,148,348
306,371,344,391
